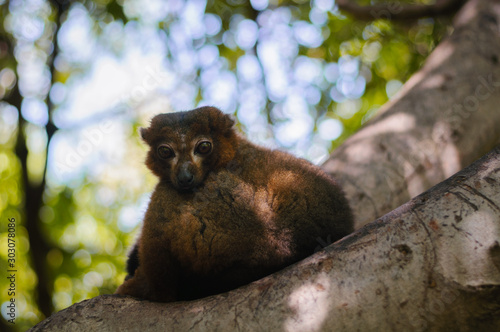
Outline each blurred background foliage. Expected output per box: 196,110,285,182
0,0,451,330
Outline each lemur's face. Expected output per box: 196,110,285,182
152,135,213,191
140,107,236,192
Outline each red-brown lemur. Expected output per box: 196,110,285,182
115,106,353,302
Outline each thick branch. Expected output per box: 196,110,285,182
337,0,466,21
30,146,500,331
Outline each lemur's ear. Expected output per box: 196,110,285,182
225,114,236,128
204,106,235,134
139,127,149,142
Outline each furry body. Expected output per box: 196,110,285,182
115,107,353,302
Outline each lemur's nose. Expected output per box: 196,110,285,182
177,164,194,188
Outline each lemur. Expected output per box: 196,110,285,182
115,106,353,302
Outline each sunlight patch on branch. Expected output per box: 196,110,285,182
284,273,331,332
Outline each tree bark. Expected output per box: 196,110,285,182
29,0,500,330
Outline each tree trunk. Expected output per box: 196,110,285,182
29,0,500,330
325,0,500,229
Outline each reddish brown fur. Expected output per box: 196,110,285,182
115,106,353,302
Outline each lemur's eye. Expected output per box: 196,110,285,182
157,145,174,159
196,141,212,155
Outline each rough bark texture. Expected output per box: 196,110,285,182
29,0,500,330
325,0,500,229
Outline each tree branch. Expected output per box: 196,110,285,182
30,144,500,331
336,0,466,21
